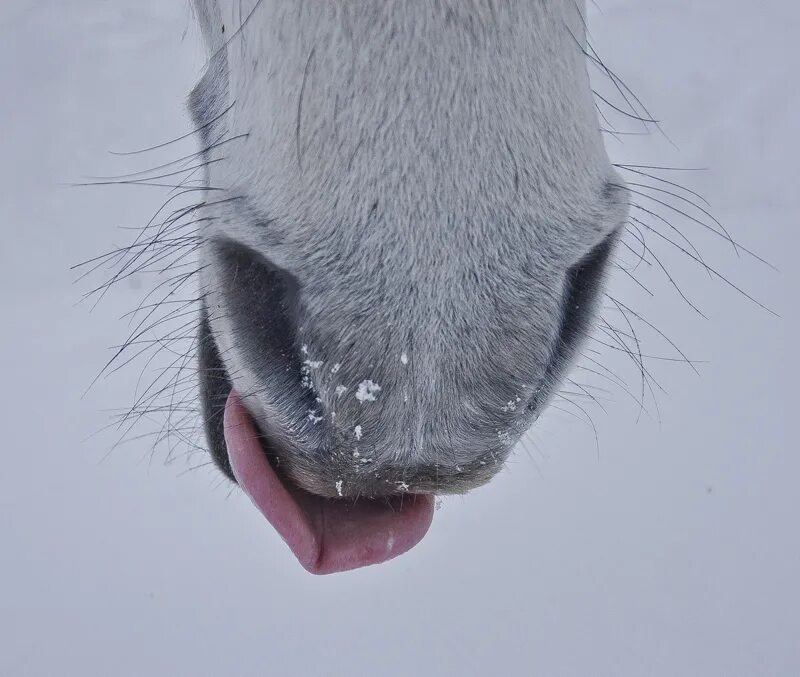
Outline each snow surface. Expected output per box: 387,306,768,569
0,2,796,676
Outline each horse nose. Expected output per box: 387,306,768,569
206,237,512,499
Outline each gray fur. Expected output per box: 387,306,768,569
190,0,629,498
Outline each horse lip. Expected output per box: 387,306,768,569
223,389,435,574
198,228,621,495
197,242,611,494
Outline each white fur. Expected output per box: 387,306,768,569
190,0,628,496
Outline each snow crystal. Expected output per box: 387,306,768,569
335,385,348,398
335,480,343,497
396,481,410,492
330,363,341,375
354,425,363,441
307,410,323,425
300,355,324,389
400,352,409,365
355,380,381,403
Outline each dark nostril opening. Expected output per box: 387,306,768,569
208,237,320,457
545,228,620,383
559,231,618,350
211,237,302,369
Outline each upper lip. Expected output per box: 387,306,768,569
200,229,619,496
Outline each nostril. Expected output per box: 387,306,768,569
211,237,302,368
540,227,620,390
209,237,328,413
558,230,618,348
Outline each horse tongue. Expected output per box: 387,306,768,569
223,391,435,575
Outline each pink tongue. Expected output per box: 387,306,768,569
223,391,435,575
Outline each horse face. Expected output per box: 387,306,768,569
191,0,628,499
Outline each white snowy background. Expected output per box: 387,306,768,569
0,2,795,676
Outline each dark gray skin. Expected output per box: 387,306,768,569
190,0,629,499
